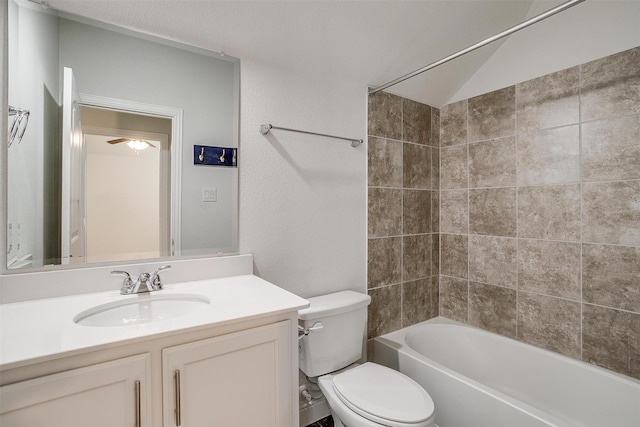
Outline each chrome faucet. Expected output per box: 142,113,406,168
112,265,172,295
149,265,172,290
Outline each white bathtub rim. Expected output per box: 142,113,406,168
377,328,574,427
374,316,640,427
383,316,640,387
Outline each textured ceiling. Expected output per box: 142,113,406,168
43,0,640,107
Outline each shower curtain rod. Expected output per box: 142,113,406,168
369,0,586,95
260,124,363,147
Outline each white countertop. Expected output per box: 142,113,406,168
0,274,309,370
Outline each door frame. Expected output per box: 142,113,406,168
79,94,183,256
61,67,85,264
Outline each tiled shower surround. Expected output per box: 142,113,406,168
367,45,640,380
367,92,440,341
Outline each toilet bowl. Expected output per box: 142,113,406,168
318,363,435,427
298,291,436,427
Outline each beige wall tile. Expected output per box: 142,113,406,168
403,143,432,189
440,100,467,147
582,114,640,182
517,125,580,186
368,91,402,139
430,46,640,381
441,233,468,279
368,92,438,340
440,145,468,189
403,234,432,281
469,136,516,188
368,187,402,238
368,137,403,188
431,108,441,147
367,237,401,289
431,190,440,235
517,292,581,358
583,181,640,246
583,244,640,312
516,66,580,132
581,46,640,122
403,99,431,145
440,276,468,323
403,190,431,235
517,184,581,241
469,235,517,288
432,234,440,277
469,282,516,338
430,276,440,317
469,188,517,237
517,239,581,300
582,304,640,380
431,148,440,190
402,278,435,327
367,284,401,339
440,190,468,234
468,86,515,143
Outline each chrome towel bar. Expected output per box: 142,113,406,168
260,123,363,147
8,105,30,147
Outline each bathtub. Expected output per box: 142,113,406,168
373,317,640,427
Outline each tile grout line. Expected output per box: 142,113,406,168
514,86,519,341
400,98,404,329
438,108,443,318
465,99,471,324
436,107,441,317
429,106,434,319
578,62,584,362
438,178,640,192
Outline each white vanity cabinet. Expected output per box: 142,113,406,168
0,354,152,427
162,321,291,426
0,318,298,426
0,274,308,426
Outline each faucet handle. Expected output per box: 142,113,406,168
150,265,172,290
112,270,133,294
111,270,131,280
152,265,172,274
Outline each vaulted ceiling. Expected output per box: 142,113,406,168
44,0,640,107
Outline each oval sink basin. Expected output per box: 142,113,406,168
74,293,210,327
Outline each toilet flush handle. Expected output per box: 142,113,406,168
298,322,324,340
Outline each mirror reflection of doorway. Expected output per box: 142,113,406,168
81,106,172,263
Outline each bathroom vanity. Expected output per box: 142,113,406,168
0,274,308,426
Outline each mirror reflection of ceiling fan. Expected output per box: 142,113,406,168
107,137,156,151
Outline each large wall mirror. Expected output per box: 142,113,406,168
5,0,239,271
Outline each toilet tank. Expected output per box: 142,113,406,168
298,291,371,378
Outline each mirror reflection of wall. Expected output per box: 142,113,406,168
6,0,239,271
7,0,60,269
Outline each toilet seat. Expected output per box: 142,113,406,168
330,363,434,427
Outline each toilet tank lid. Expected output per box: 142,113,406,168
299,291,371,320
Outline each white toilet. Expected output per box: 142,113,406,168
298,291,435,427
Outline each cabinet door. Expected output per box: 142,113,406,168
163,321,292,427
0,353,151,427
